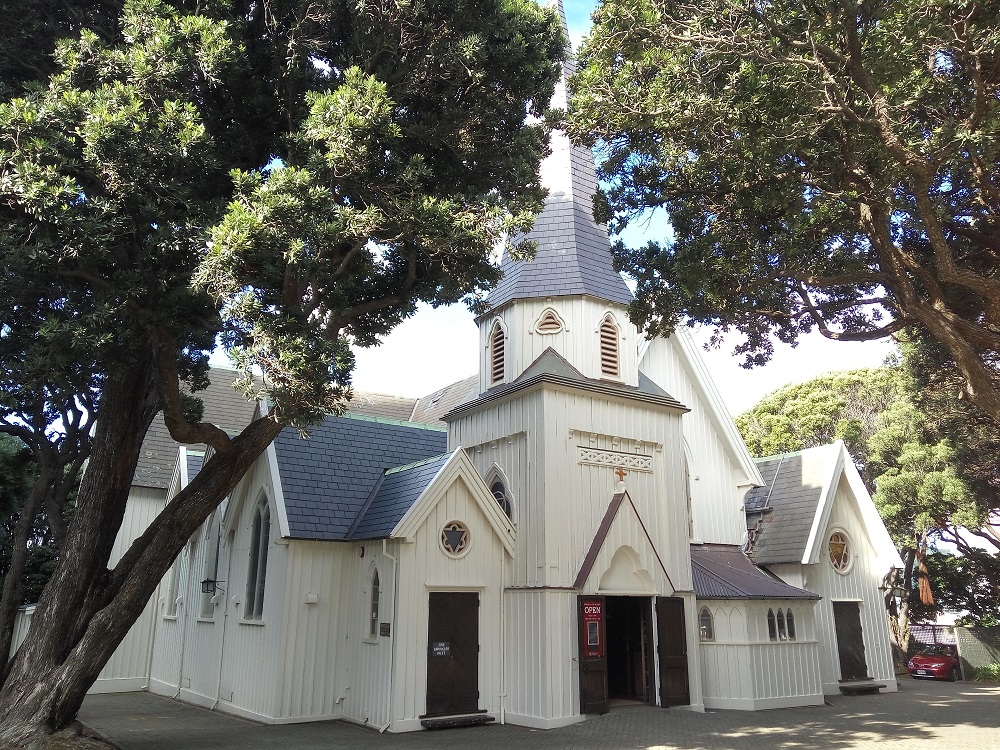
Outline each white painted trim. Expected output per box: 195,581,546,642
704,694,824,710
88,677,148,694
801,442,844,564
665,329,764,486
841,453,904,568
502,712,585,730
266,442,292,538
390,449,516,555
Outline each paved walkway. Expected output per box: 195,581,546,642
80,678,1000,750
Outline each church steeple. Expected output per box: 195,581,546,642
484,1,633,312
475,2,639,394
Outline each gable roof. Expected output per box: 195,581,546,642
346,391,418,421
743,444,838,565
483,9,631,313
272,413,447,540
691,544,819,600
745,441,902,568
348,453,452,540
443,347,686,421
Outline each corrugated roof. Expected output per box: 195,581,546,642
349,453,453,540
273,413,447,540
134,368,258,490
744,445,839,565
410,375,478,425
691,544,819,600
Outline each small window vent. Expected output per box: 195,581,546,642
599,315,620,377
489,322,505,384
535,309,564,334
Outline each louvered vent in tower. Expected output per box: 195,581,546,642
535,308,564,334
489,321,505,384
599,315,620,377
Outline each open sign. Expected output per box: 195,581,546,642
581,599,604,658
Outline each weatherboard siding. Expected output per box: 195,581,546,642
479,298,639,392
810,478,898,693
388,478,506,731
92,485,166,692
639,337,749,546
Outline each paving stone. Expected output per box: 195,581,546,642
79,678,1000,750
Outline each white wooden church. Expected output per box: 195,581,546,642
82,2,903,732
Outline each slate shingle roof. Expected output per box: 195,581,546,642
134,368,258,490
346,392,418,422
273,413,447,540
484,43,632,311
410,375,479,425
744,444,839,565
691,544,819,600
349,453,453,540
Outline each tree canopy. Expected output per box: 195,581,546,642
569,0,1000,425
0,0,564,742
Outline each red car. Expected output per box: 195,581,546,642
907,646,961,681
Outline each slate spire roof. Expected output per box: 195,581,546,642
484,2,633,312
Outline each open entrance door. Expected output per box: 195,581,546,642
605,597,656,705
425,592,480,717
832,601,869,681
577,596,608,714
655,597,689,706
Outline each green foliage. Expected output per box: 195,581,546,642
737,368,902,484
909,551,1000,627
973,663,1000,683
1,0,565,426
569,0,1000,424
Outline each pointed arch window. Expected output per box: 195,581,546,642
485,465,515,521
767,608,777,641
599,314,620,377
245,498,270,621
369,568,380,638
199,513,222,619
699,607,715,642
776,609,787,640
489,320,505,385
786,609,796,641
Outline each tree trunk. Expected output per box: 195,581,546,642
0,459,53,675
0,358,283,747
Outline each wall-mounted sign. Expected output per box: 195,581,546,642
379,622,390,637
581,599,604,658
431,641,451,656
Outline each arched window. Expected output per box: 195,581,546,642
489,320,505,385
786,609,796,641
767,609,777,641
535,308,564,334
829,530,852,573
245,499,270,621
698,607,715,642
369,568,380,638
164,560,181,618
490,478,513,519
776,609,787,640
599,314,620,377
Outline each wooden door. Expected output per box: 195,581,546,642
578,596,609,714
425,592,479,716
655,597,689,707
832,601,869,681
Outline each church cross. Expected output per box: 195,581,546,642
614,466,628,482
